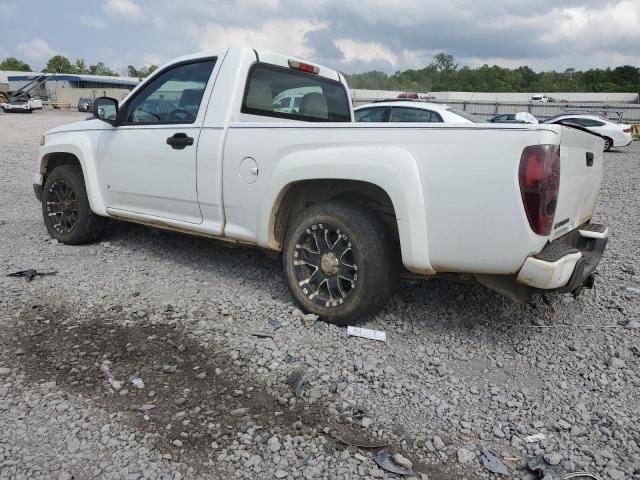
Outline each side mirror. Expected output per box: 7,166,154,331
93,97,119,125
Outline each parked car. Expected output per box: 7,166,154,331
1,96,35,113
543,114,632,151
33,47,608,325
397,92,436,101
487,113,538,124
77,97,95,112
354,101,483,123
531,94,550,103
30,96,43,110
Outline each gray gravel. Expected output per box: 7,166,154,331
1,109,639,479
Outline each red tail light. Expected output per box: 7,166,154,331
518,145,560,236
623,128,631,133
288,59,319,74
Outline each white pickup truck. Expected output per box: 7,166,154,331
34,48,609,325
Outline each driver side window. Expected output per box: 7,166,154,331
124,58,216,125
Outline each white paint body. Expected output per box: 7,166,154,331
35,48,606,289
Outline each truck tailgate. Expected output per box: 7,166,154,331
550,127,604,241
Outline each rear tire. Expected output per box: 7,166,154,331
603,137,612,151
283,201,397,326
42,165,106,244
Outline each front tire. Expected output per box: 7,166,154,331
283,201,397,326
42,165,105,244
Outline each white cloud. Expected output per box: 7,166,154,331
142,53,166,67
334,38,397,66
16,39,59,63
103,0,142,20
190,19,326,58
78,15,108,29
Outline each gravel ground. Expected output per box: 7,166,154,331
1,109,639,480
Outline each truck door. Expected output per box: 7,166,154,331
98,58,217,224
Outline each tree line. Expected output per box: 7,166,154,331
3,51,639,92
0,55,157,79
343,53,640,93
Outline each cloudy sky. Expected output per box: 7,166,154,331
1,0,639,74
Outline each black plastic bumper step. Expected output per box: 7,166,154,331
534,242,579,262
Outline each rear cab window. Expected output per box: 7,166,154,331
354,107,388,122
242,63,351,122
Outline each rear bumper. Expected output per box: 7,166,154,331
516,223,608,291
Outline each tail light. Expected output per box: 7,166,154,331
518,144,560,236
623,128,631,133
288,59,319,74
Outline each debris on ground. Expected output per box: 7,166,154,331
525,432,546,443
346,326,387,342
374,448,413,475
624,286,640,294
286,368,306,395
328,432,388,449
481,448,509,475
527,454,560,479
302,313,318,327
131,378,145,389
562,472,604,480
392,452,413,470
251,332,274,339
7,269,57,282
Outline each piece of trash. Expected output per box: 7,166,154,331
481,448,509,475
7,269,57,282
624,286,640,294
268,319,281,329
347,326,386,342
392,453,413,471
374,448,413,476
302,313,318,327
329,432,388,449
251,332,274,339
284,354,297,364
563,472,604,480
131,378,145,389
108,378,123,390
527,454,559,479
286,368,306,396
525,433,546,443
132,404,156,411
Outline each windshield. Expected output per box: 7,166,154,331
446,108,482,123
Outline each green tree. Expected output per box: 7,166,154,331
0,57,32,71
43,55,75,73
74,59,88,74
88,62,116,76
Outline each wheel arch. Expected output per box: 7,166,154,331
259,147,434,275
38,134,107,215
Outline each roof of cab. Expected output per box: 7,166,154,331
153,48,342,83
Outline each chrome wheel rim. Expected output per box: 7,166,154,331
46,179,79,234
292,223,358,308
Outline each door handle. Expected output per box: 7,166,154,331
586,152,594,167
166,133,194,150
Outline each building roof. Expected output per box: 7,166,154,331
5,72,139,86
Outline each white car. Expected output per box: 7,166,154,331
1,96,41,113
33,48,608,324
354,101,483,123
543,114,633,151
531,94,550,103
